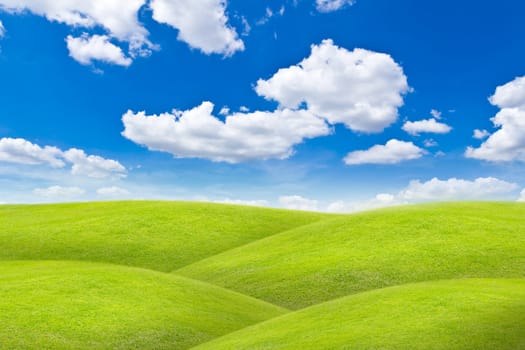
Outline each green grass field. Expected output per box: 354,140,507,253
194,279,525,350
0,261,286,349
0,201,524,349
178,202,525,309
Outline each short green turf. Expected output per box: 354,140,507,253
0,261,287,350
178,202,525,309
193,279,525,350
1,201,524,349
0,201,327,272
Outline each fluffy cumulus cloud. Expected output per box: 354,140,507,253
402,118,452,136
344,139,425,165
121,101,330,163
466,75,525,162
0,0,244,64
0,0,153,63
279,195,318,211
316,0,355,12
255,39,409,133
33,185,86,198
0,137,126,178
473,129,490,140
149,0,243,56
0,138,65,167
123,39,414,163
63,149,126,178
398,177,518,201
96,186,130,196
0,20,5,37
66,34,132,67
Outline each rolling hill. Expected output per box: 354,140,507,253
178,202,525,309
193,279,525,350
0,261,286,349
0,201,524,349
0,201,327,272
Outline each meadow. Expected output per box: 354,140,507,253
0,201,523,349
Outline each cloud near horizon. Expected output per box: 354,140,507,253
0,137,126,178
327,177,519,213
279,195,319,211
33,185,86,198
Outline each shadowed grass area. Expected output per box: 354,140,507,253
0,261,288,350
193,279,525,350
178,202,525,309
0,201,328,272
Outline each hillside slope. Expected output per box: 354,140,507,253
193,279,525,350
0,201,328,272
0,261,287,350
178,202,525,309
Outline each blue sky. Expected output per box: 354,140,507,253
1,0,525,211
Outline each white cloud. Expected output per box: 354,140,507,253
343,177,519,213
519,189,525,202
350,193,404,212
219,106,230,115
424,139,438,147
63,149,126,178
255,39,409,133
344,139,425,165
256,6,285,26
325,200,347,213
0,137,126,178
279,195,318,211
239,106,249,112
149,0,243,56
66,34,132,66
215,198,269,207
402,118,452,136
0,20,5,38
33,185,85,198
0,138,65,168
473,129,490,140
430,109,442,120
316,0,355,12
489,75,525,108
121,101,330,163
96,186,130,196
398,177,518,201
0,0,153,60
466,75,525,162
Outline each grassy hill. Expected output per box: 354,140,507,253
0,201,327,272
193,279,525,350
0,261,286,350
178,202,525,309
0,201,524,349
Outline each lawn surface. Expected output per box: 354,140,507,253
193,279,525,350
178,202,525,309
0,261,287,350
1,201,524,349
0,201,327,272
